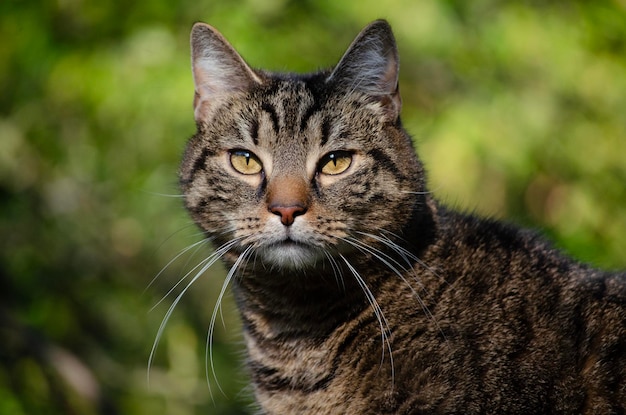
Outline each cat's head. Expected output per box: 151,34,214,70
180,20,427,270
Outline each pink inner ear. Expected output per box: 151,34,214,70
381,55,399,93
379,94,401,122
193,90,213,123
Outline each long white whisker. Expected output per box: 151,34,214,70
145,223,208,290
343,235,432,318
145,237,212,296
206,246,254,397
353,231,447,343
339,254,394,388
323,249,345,291
400,185,441,195
155,222,205,251
145,192,186,198
149,238,241,312
147,238,242,384
357,230,442,282
343,237,409,280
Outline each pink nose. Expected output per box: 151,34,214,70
269,204,307,226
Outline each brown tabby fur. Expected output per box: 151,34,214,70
179,20,626,414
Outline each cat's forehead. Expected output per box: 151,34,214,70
247,75,375,131
252,76,321,109
257,79,313,109
240,79,319,141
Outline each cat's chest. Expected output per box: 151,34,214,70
241,302,418,414
244,328,382,414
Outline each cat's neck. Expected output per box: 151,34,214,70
231,257,379,339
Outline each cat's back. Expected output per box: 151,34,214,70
429,205,626,303
411,207,626,413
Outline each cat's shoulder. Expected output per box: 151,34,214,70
435,204,558,257
432,203,625,285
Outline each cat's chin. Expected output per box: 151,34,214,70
258,241,325,270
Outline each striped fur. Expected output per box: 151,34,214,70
180,20,626,414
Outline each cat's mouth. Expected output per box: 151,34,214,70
258,238,324,269
275,237,305,247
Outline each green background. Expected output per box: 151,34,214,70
1,1,625,413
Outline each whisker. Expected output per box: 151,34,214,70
206,245,254,397
143,191,187,198
144,237,212,296
147,238,243,385
155,222,205,251
147,225,241,312
357,230,443,282
353,231,447,343
323,249,345,291
149,238,241,312
344,235,434,323
339,254,395,388
399,184,441,195
343,236,410,280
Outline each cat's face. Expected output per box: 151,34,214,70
180,21,425,270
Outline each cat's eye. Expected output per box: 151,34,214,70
230,150,263,175
319,151,353,175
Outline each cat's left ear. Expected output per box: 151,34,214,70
328,20,401,121
190,23,262,122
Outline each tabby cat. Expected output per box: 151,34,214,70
179,20,626,414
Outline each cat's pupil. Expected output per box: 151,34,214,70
319,151,352,175
233,150,251,165
229,150,262,175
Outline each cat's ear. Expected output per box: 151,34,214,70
190,23,262,122
328,20,401,121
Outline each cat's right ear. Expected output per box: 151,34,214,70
190,23,262,122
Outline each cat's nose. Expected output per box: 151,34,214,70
269,204,307,226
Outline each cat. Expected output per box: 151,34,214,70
178,19,626,414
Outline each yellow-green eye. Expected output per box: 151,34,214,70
319,151,352,175
230,150,263,175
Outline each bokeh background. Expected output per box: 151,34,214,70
1,0,625,414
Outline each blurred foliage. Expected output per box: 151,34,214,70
1,0,625,413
